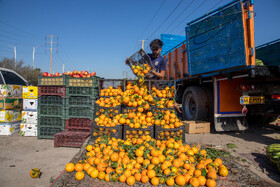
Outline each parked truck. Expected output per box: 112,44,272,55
160,0,280,131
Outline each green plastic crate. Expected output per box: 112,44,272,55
64,106,94,119
66,87,99,98
38,105,65,118
66,76,99,87
38,75,66,86
38,116,65,129
37,126,64,139
38,96,66,106
66,96,95,108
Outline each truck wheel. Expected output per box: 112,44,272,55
182,86,208,121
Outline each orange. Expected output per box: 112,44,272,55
164,168,171,175
214,158,223,166
119,175,127,183
110,152,119,162
30,168,41,178
124,169,132,177
136,156,144,164
94,157,101,165
141,175,149,183
151,177,160,186
175,175,186,186
206,178,216,187
74,163,84,172
147,170,156,179
98,171,105,180
172,159,181,168
126,176,135,186
90,169,99,179
184,173,192,183
198,175,207,186
65,163,75,172
207,171,217,180
105,173,110,182
218,167,228,177
75,171,85,181
135,149,144,157
86,145,93,152
106,167,113,174
183,163,191,170
151,157,160,165
166,177,175,186
189,177,200,187
134,173,142,181
97,162,107,172
194,169,202,177
116,167,124,174
87,166,95,175
151,149,159,157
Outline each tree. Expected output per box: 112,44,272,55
0,57,42,85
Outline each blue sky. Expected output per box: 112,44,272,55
0,0,279,79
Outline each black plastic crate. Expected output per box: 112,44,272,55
38,96,65,106
54,130,90,148
123,125,154,140
66,96,95,108
66,87,99,98
91,122,123,140
147,80,176,98
121,106,138,114
99,79,126,96
155,125,185,142
38,105,65,118
37,126,64,139
65,118,92,131
38,75,66,86
65,106,94,119
66,76,99,87
38,116,65,129
94,104,122,118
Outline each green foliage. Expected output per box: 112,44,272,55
0,57,42,85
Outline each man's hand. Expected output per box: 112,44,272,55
125,57,130,65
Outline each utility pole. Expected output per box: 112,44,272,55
9,46,16,68
138,40,147,50
32,46,40,70
46,35,58,73
62,64,64,72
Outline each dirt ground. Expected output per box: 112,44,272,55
0,125,280,187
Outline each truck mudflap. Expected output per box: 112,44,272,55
214,77,248,131
214,116,248,132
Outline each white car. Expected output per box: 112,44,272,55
0,67,28,85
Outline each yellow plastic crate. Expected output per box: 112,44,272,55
22,86,38,99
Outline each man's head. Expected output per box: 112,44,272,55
150,39,163,57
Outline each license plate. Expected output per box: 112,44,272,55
240,96,265,105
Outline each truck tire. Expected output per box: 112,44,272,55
182,86,208,121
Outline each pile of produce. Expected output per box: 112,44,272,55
42,70,96,78
65,136,228,186
266,143,280,171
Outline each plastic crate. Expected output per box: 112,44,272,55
66,96,95,108
99,79,126,96
147,80,176,97
38,86,66,98
66,87,99,98
37,126,64,139
38,96,65,106
66,76,99,87
155,125,185,142
123,125,154,140
38,75,66,86
38,105,65,118
65,118,92,131
126,49,153,74
94,104,122,118
38,116,65,129
54,130,90,148
91,122,123,140
121,106,138,114
65,106,94,119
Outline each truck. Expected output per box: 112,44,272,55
160,0,280,131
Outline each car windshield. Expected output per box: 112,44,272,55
1,70,26,85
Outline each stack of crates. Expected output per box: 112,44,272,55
0,85,22,135
37,75,67,139
20,86,38,136
54,76,99,147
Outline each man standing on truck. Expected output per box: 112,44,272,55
126,39,166,80
146,39,166,80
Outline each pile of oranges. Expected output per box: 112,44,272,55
131,64,151,78
151,86,175,98
65,136,228,186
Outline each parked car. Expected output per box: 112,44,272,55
0,67,28,86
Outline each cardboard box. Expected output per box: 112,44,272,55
0,121,20,135
184,121,210,134
21,111,37,124
20,123,37,136
0,97,23,110
0,110,21,122
22,86,38,99
23,99,38,111
0,85,22,97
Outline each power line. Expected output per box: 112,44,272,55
169,0,208,34
0,28,41,43
147,0,185,40
163,0,196,33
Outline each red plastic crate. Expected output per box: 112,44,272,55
65,118,92,131
38,86,66,98
54,130,90,148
